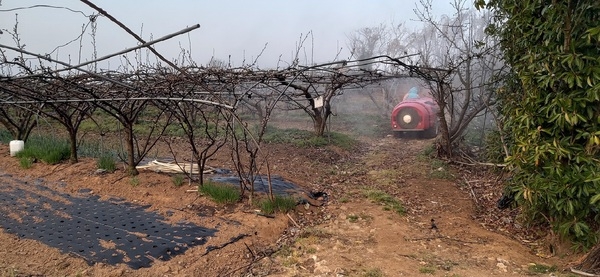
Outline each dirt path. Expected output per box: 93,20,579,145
0,137,577,276
268,137,572,276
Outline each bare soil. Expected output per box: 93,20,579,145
0,135,582,277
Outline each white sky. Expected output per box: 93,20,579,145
0,1,454,70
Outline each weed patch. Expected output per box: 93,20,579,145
334,113,389,138
347,214,359,223
347,213,373,223
361,268,384,277
78,110,122,135
19,157,33,169
172,174,185,187
417,143,436,161
419,266,436,274
275,245,293,258
298,227,331,239
96,156,116,172
0,129,12,143
369,169,402,186
129,176,140,187
199,182,240,204
16,135,70,164
527,263,557,274
415,143,455,180
364,189,406,215
77,139,116,159
257,195,297,214
262,127,357,150
429,159,454,180
338,196,350,203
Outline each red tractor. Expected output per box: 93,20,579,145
391,96,439,138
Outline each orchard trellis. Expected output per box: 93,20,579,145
0,0,437,200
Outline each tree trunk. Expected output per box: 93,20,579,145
124,124,138,176
197,158,205,187
432,81,453,158
68,128,78,164
437,108,452,157
314,115,326,137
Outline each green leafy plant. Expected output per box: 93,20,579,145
0,129,12,143
361,268,384,277
261,127,357,150
19,157,33,169
418,143,436,160
364,189,406,215
129,176,140,187
96,155,116,172
338,196,350,203
527,263,557,274
347,214,359,223
199,182,240,204
419,266,436,274
172,174,185,187
483,0,600,247
347,213,372,223
483,130,508,164
16,135,70,165
429,159,454,180
257,195,297,214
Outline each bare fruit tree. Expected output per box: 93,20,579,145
412,0,505,156
159,70,235,186
0,97,39,141
347,0,505,157
0,18,41,142
277,60,400,137
0,0,425,200
1,76,95,163
346,23,420,119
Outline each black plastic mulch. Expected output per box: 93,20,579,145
0,173,217,269
210,175,307,195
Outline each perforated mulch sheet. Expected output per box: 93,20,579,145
0,173,216,269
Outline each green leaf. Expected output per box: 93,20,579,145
590,194,600,204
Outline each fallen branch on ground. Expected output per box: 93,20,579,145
201,234,250,256
571,267,599,277
242,210,276,218
287,213,300,228
463,176,478,205
452,159,506,167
